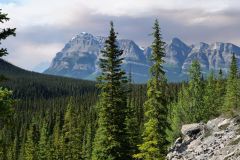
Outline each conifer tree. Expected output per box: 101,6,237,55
0,11,15,156
125,71,140,159
24,126,36,160
62,99,82,159
216,69,225,111
188,60,205,122
203,70,219,119
0,9,16,83
19,139,25,160
92,21,128,160
223,53,240,115
51,117,63,160
134,19,168,160
6,138,17,160
0,9,16,58
167,84,188,143
82,123,93,160
37,122,50,160
0,88,13,122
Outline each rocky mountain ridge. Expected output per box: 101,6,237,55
44,32,240,83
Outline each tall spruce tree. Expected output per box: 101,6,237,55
125,71,140,159
188,60,205,122
92,21,128,160
0,9,15,128
167,84,189,143
203,70,219,119
24,126,36,160
37,122,50,160
216,69,225,111
134,19,168,160
62,99,82,159
223,53,240,115
0,9,16,58
50,115,64,160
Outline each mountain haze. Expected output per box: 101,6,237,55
44,32,240,83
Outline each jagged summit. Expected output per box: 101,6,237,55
171,37,187,46
44,34,240,83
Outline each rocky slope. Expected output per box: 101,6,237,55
44,32,240,83
167,117,240,160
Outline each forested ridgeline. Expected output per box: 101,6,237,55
0,59,97,99
1,9,240,160
0,58,182,159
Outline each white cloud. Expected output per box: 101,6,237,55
5,42,63,70
1,0,240,28
0,0,90,29
81,0,237,17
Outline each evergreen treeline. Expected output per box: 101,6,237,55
168,55,240,143
1,9,239,160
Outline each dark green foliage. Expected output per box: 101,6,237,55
134,19,168,160
223,54,240,115
203,70,219,119
0,9,16,57
0,9,15,128
92,21,129,160
0,87,13,120
167,84,188,143
62,99,82,159
0,10,15,157
168,61,206,142
37,122,50,160
125,72,141,158
216,69,225,111
0,59,97,100
1,57,174,159
50,119,63,160
23,126,36,160
188,60,205,122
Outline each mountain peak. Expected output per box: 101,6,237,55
71,32,95,41
171,37,183,44
169,38,190,58
45,33,240,83
170,37,188,48
190,42,208,50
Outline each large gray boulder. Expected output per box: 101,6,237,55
167,117,240,160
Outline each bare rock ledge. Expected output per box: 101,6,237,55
167,116,240,160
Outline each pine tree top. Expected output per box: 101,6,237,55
97,21,127,90
0,9,16,57
229,53,238,80
150,19,166,78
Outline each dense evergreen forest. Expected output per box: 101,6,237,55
0,10,240,160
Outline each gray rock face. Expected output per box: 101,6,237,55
167,117,240,160
44,32,240,83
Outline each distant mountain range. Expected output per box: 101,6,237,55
44,32,240,83
32,61,50,73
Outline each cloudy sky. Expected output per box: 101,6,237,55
1,0,240,70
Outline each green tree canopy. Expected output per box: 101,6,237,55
92,21,128,160
223,53,240,115
134,19,168,160
0,9,16,58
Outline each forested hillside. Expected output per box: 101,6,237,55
0,59,97,99
0,58,182,159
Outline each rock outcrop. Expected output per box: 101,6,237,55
167,117,240,160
